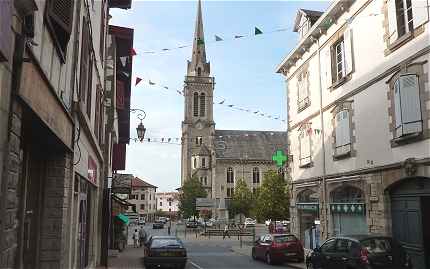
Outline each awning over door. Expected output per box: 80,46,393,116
116,213,129,224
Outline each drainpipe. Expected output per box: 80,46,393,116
316,38,328,240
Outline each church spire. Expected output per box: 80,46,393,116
188,0,210,76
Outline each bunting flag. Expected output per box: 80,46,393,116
130,48,137,56
178,45,189,48
149,80,155,85
162,48,170,51
254,111,259,114
307,128,313,135
135,77,143,86
254,27,263,35
228,104,234,107
168,138,171,142
197,38,205,45
234,35,244,39
214,35,223,41
147,138,151,142
163,86,169,89
176,90,183,95
218,100,225,104
120,56,127,67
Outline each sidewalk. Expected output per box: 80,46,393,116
230,245,306,269
107,246,145,269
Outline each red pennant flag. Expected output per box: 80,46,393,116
130,48,137,56
135,77,142,86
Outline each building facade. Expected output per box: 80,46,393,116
276,1,429,268
156,192,179,216
0,0,134,268
127,177,158,222
180,0,288,219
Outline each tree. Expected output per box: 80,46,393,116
178,177,206,219
229,179,254,222
254,170,289,221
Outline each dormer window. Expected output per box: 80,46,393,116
293,9,323,40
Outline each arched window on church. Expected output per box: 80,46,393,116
227,167,234,183
197,67,202,76
200,93,206,117
252,167,260,184
193,92,199,117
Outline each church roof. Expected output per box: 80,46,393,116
214,130,287,161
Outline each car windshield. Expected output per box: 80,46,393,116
361,238,392,254
151,239,182,248
274,235,296,243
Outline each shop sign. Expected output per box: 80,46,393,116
330,203,365,214
88,156,98,186
297,203,319,211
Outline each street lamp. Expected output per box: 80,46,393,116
136,121,146,141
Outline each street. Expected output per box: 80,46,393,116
108,224,304,269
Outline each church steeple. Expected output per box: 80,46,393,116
187,0,210,77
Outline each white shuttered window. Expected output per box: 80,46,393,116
299,129,312,166
297,71,309,110
394,74,422,138
335,110,351,156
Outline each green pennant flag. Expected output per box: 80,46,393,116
197,38,205,45
254,27,263,35
214,35,223,41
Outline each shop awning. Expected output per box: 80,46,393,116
116,213,129,224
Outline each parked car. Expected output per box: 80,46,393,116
205,221,214,227
186,220,198,228
153,221,164,229
306,235,412,269
143,236,187,269
245,218,257,228
158,217,168,224
138,217,146,225
252,234,304,264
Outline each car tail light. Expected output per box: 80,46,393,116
360,248,369,264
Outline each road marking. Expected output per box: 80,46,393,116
190,261,204,269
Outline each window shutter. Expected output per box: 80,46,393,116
412,0,429,28
387,0,399,44
343,111,351,145
48,0,74,34
79,21,90,103
300,131,311,163
393,80,402,137
343,29,354,75
335,112,344,148
0,0,12,62
399,74,422,135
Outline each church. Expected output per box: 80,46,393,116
180,0,287,219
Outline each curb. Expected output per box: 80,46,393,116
230,247,306,269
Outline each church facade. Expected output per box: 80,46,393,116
181,0,287,218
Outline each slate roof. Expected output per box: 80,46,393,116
132,177,157,189
214,130,287,161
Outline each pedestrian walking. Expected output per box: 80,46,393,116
133,229,139,248
139,226,147,247
223,224,230,239
269,221,274,234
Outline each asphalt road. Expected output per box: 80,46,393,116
140,222,302,269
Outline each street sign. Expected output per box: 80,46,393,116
196,198,215,210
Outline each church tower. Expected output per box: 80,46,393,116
181,0,215,196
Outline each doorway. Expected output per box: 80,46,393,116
78,179,92,269
390,177,430,269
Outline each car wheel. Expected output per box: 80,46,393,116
251,248,257,260
266,252,273,265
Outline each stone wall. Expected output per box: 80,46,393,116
0,100,22,269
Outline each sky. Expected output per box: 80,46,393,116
110,1,330,192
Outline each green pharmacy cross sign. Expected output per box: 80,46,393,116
272,150,288,167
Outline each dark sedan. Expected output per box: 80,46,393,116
153,221,164,229
144,236,187,269
306,235,412,269
252,234,304,264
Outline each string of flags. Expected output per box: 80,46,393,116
141,26,288,55
133,77,286,123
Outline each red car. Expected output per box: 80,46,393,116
252,234,304,265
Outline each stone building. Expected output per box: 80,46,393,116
0,0,134,268
127,177,158,222
276,1,429,268
156,192,179,216
180,0,288,219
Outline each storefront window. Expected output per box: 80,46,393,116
296,189,320,249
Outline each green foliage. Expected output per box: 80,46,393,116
229,179,254,219
254,170,290,221
178,177,207,219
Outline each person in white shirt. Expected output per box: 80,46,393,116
133,229,139,248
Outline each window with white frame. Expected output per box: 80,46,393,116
334,37,345,82
335,110,352,156
393,74,422,138
324,29,353,87
297,70,310,111
252,167,260,184
387,0,428,45
299,127,312,167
